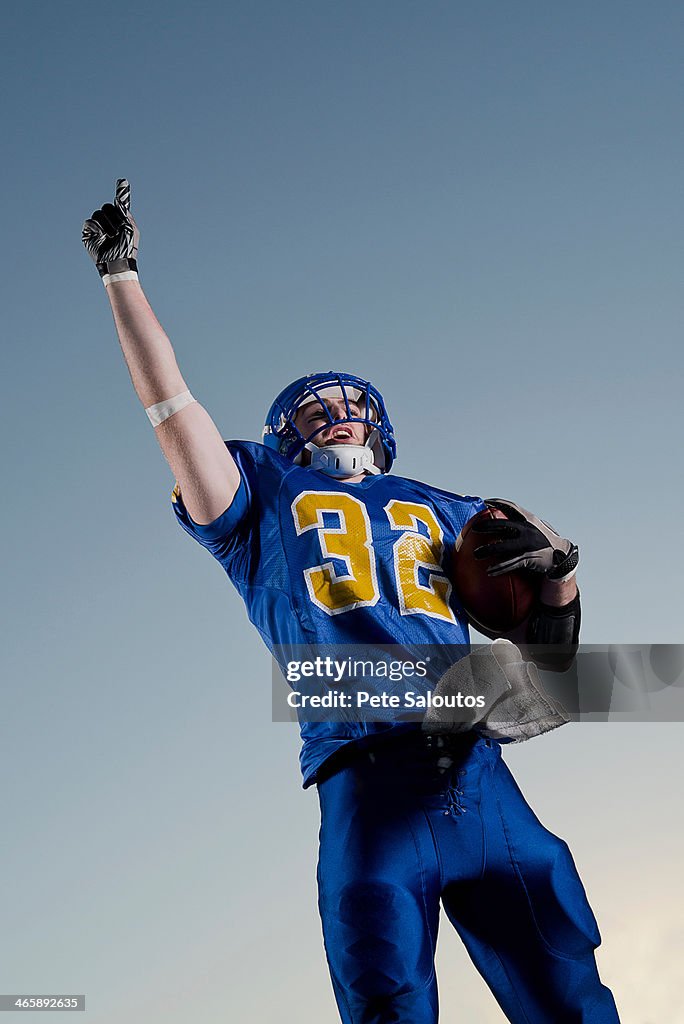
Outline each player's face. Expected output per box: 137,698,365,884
294,397,368,447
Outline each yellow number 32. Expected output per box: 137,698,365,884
291,492,456,623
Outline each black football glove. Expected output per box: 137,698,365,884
82,178,139,278
472,498,579,582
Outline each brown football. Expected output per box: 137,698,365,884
452,508,538,636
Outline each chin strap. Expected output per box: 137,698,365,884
304,441,381,479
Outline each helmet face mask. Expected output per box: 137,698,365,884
263,372,396,476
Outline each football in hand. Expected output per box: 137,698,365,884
452,508,539,636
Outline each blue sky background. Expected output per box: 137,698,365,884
1,2,683,1020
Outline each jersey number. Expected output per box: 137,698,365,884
291,492,456,622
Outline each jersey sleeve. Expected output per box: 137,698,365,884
467,496,487,519
170,441,254,560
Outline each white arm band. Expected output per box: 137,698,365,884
102,270,139,286
145,390,196,427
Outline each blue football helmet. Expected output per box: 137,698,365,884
262,372,396,477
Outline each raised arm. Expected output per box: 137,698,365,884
82,180,240,525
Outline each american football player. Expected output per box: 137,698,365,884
83,180,619,1024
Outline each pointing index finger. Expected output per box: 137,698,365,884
115,178,131,213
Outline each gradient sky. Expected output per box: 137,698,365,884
1,2,683,1021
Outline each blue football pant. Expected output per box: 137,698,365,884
316,735,620,1024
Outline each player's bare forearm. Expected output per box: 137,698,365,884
540,576,577,607
106,280,240,524
106,278,186,404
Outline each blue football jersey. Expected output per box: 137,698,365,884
172,441,485,785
